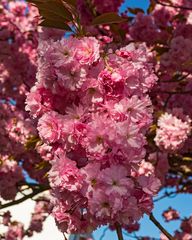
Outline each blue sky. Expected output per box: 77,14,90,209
120,0,150,13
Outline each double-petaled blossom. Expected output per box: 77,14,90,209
155,111,191,151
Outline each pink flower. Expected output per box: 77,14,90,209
162,207,180,222
112,95,153,128
138,175,161,195
0,158,23,200
49,154,85,192
98,68,125,100
116,120,145,149
56,63,87,91
5,222,24,240
137,160,154,176
37,111,63,143
82,163,101,190
46,37,77,67
25,86,43,118
129,13,159,44
89,190,112,219
99,165,133,196
75,37,100,65
120,197,142,224
155,112,191,151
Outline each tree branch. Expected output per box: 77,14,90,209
0,186,50,210
115,223,124,240
155,0,192,10
149,213,174,240
154,190,178,202
157,90,192,95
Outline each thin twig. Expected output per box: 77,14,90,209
157,91,192,95
149,213,174,240
123,231,160,240
154,190,179,202
100,227,108,240
0,187,50,210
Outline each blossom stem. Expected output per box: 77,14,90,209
149,213,174,240
115,223,124,240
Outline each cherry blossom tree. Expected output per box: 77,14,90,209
0,0,192,240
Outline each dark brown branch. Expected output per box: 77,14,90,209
149,213,174,240
156,0,192,10
115,223,124,240
0,186,50,210
157,91,192,95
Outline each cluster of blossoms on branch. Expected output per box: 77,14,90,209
26,34,161,233
155,110,191,151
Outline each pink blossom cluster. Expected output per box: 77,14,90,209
26,35,161,233
5,222,24,240
0,102,49,192
161,36,192,72
0,155,23,200
0,0,38,104
27,198,50,236
162,207,180,222
0,0,53,194
130,13,160,44
129,12,169,45
155,111,191,151
129,3,192,49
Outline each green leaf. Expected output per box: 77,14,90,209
27,0,75,30
27,0,73,21
128,7,144,15
38,9,67,21
92,12,127,25
40,19,72,31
